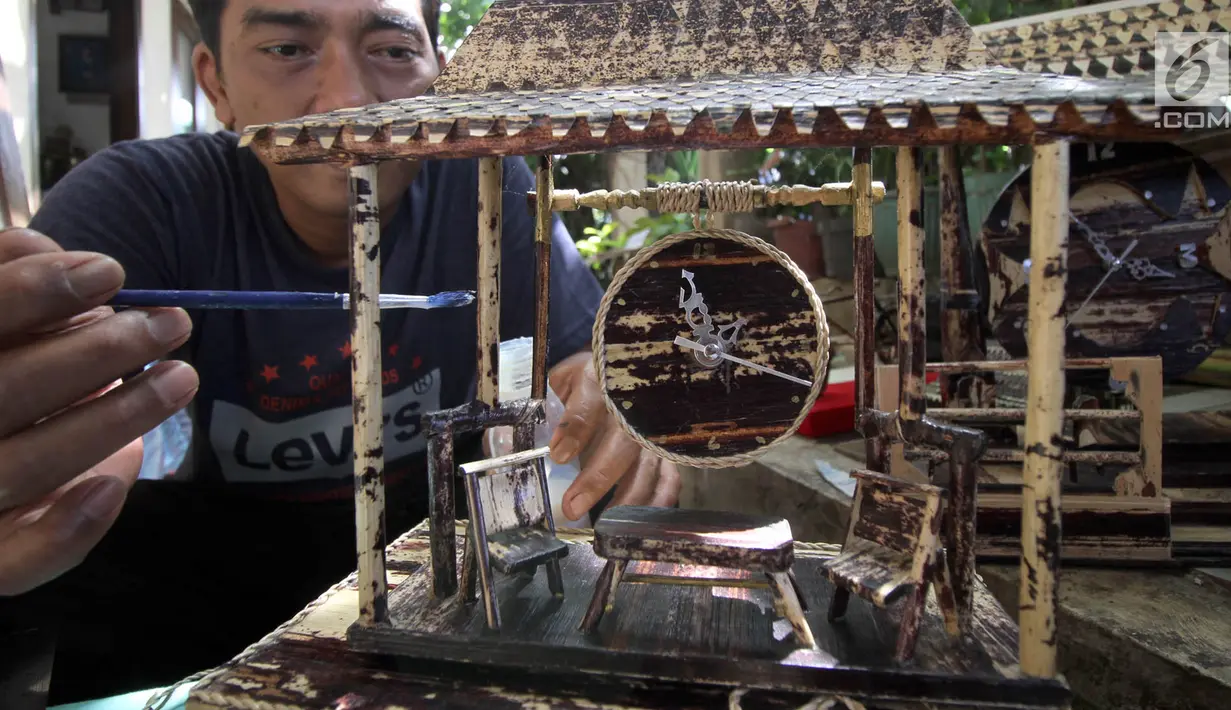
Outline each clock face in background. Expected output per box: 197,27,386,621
594,230,828,468
979,141,1231,379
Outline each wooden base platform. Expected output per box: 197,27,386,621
347,524,1070,709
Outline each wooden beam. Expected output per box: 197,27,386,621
532,155,553,401
477,157,503,406
533,180,887,213
896,147,926,423
852,146,880,470
938,145,992,408
349,163,388,627
459,446,551,476
978,493,1171,562
1020,140,1070,679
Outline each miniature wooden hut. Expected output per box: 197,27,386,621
239,0,1209,705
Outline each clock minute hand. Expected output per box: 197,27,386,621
1068,238,1138,330
673,336,813,387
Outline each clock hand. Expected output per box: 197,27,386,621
674,336,813,387
1068,238,1138,329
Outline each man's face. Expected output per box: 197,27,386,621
196,0,441,220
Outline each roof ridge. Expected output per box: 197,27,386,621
432,0,988,95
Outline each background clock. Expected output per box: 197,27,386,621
978,141,1231,379
594,229,829,468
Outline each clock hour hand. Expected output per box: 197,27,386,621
674,336,813,387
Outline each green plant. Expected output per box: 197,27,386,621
438,0,495,52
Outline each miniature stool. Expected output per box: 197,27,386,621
821,470,960,662
580,506,816,648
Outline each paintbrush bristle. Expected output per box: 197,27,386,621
425,290,476,308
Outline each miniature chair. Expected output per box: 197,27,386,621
821,470,960,662
580,506,816,648
459,445,568,631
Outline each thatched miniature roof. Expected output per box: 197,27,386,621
976,0,1229,79
240,0,1183,164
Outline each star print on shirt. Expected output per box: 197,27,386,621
300,354,319,371
260,365,280,383
339,341,353,359
389,344,400,357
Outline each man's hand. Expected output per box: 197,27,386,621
0,228,199,597
547,350,679,521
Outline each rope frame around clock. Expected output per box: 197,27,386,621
593,228,831,469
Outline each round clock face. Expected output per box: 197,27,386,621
593,229,829,468
979,141,1231,379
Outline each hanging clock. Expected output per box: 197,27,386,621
979,141,1231,379
593,229,829,469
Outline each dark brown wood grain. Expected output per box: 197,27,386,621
937,146,993,410
600,232,822,462
593,506,795,572
851,491,925,556
533,154,553,401
852,147,881,470
427,424,457,598
975,494,1171,562
346,532,1069,708
822,540,916,607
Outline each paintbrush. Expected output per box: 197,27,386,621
108,289,476,310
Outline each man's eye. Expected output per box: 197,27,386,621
263,44,307,58
375,46,417,60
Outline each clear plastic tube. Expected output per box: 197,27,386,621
486,337,590,527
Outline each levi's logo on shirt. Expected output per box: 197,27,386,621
209,368,441,482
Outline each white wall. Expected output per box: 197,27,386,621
143,0,222,138
141,0,172,139
1,0,39,207
37,3,111,156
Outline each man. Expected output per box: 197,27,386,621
0,0,678,701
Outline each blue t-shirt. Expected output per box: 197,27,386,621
31,131,603,501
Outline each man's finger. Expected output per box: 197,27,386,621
651,459,681,508
610,449,660,508
549,369,607,466
0,444,139,597
0,307,193,440
30,305,115,337
0,251,125,339
563,427,641,521
0,228,62,263
0,360,197,515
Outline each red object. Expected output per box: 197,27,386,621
798,379,856,437
797,371,940,438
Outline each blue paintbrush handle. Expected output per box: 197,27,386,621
108,289,475,310
109,290,345,309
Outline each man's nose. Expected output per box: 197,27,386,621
309,44,378,114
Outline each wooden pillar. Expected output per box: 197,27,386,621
533,155,553,401
938,146,990,402
1020,140,1069,678
852,146,881,469
477,157,504,407
349,163,388,626
938,145,982,628
896,147,927,422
